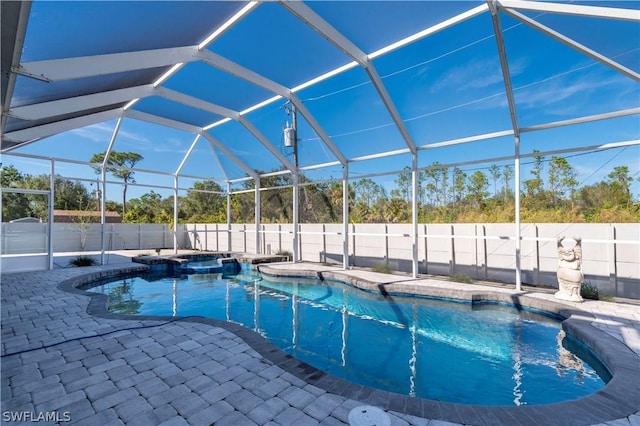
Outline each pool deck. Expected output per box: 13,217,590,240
1,259,639,425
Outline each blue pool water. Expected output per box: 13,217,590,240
85,272,609,406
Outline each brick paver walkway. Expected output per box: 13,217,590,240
2,263,639,425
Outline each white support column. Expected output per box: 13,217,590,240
173,135,199,255
226,182,232,251
293,173,299,262
411,154,419,278
514,136,522,291
173,175,179,254
255,178,261,254
100,117,122,265
489,1,522,291
342,165,349,270
48,159,55,270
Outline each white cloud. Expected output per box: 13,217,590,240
513,70,624,114
430,57,527,94
118,129,148,143
69,123,114,142
70,122,148,144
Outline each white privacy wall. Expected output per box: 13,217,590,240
2,222,637,299
186,222,639,299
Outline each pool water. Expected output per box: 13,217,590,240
85,272,609,406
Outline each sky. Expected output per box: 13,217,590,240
3,0,639,202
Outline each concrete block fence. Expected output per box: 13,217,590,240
2,222,637,299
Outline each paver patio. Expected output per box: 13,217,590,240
1,261,639,425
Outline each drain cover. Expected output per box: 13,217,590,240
348,405,391,426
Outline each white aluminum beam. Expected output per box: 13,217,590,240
198,1,260,49
521,108,640,133
155,87,241,119
497,0,640,22
8,85,154,121
365,65,418,154
371,4,489,59
199,50,290,98
280,1,367,64
173,175,179,254
176,134,201,175
342,165,349,270
501,8,640,82
238,116,296,171
411,154,418,278
124,109,201,134
19,46,201,81
199,50,347,167
201,132,258,179
208,141,229,181
3,108,124,143
488,0,522,291
2,1,31,133
488,2,520,139
419,130,515,150
281,1,417,154
255,177,261,254
350,148,412,163
292,173,299,262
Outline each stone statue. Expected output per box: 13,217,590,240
555,236,584,302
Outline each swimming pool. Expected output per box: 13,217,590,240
84,271,609,406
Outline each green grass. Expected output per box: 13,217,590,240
68,255,98,267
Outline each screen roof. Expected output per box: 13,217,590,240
2,1,638,185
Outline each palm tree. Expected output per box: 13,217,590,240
90,151,143,217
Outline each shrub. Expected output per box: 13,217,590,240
580,282,599,300
276,250,293,260
449,273,473,284
68,256,98,267
371,263,392,274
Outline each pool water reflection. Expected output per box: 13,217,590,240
85,272,609,406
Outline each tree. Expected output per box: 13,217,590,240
607,166,633,205
523,150,544,198
354,178,386,208
502,164,513,203
124,191,173,224
181,180,226,222
467,171,489,209
548,156,577,206
438,165,449,207
24,175,92,220
489,164,501,198
425,163,445,206
90,151,143,217
452,167,467,205
391,167,412,203
352,178,388,222
1,166,31,221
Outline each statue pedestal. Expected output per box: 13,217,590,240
555,279,583,302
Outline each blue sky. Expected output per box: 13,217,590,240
3,1,639,201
